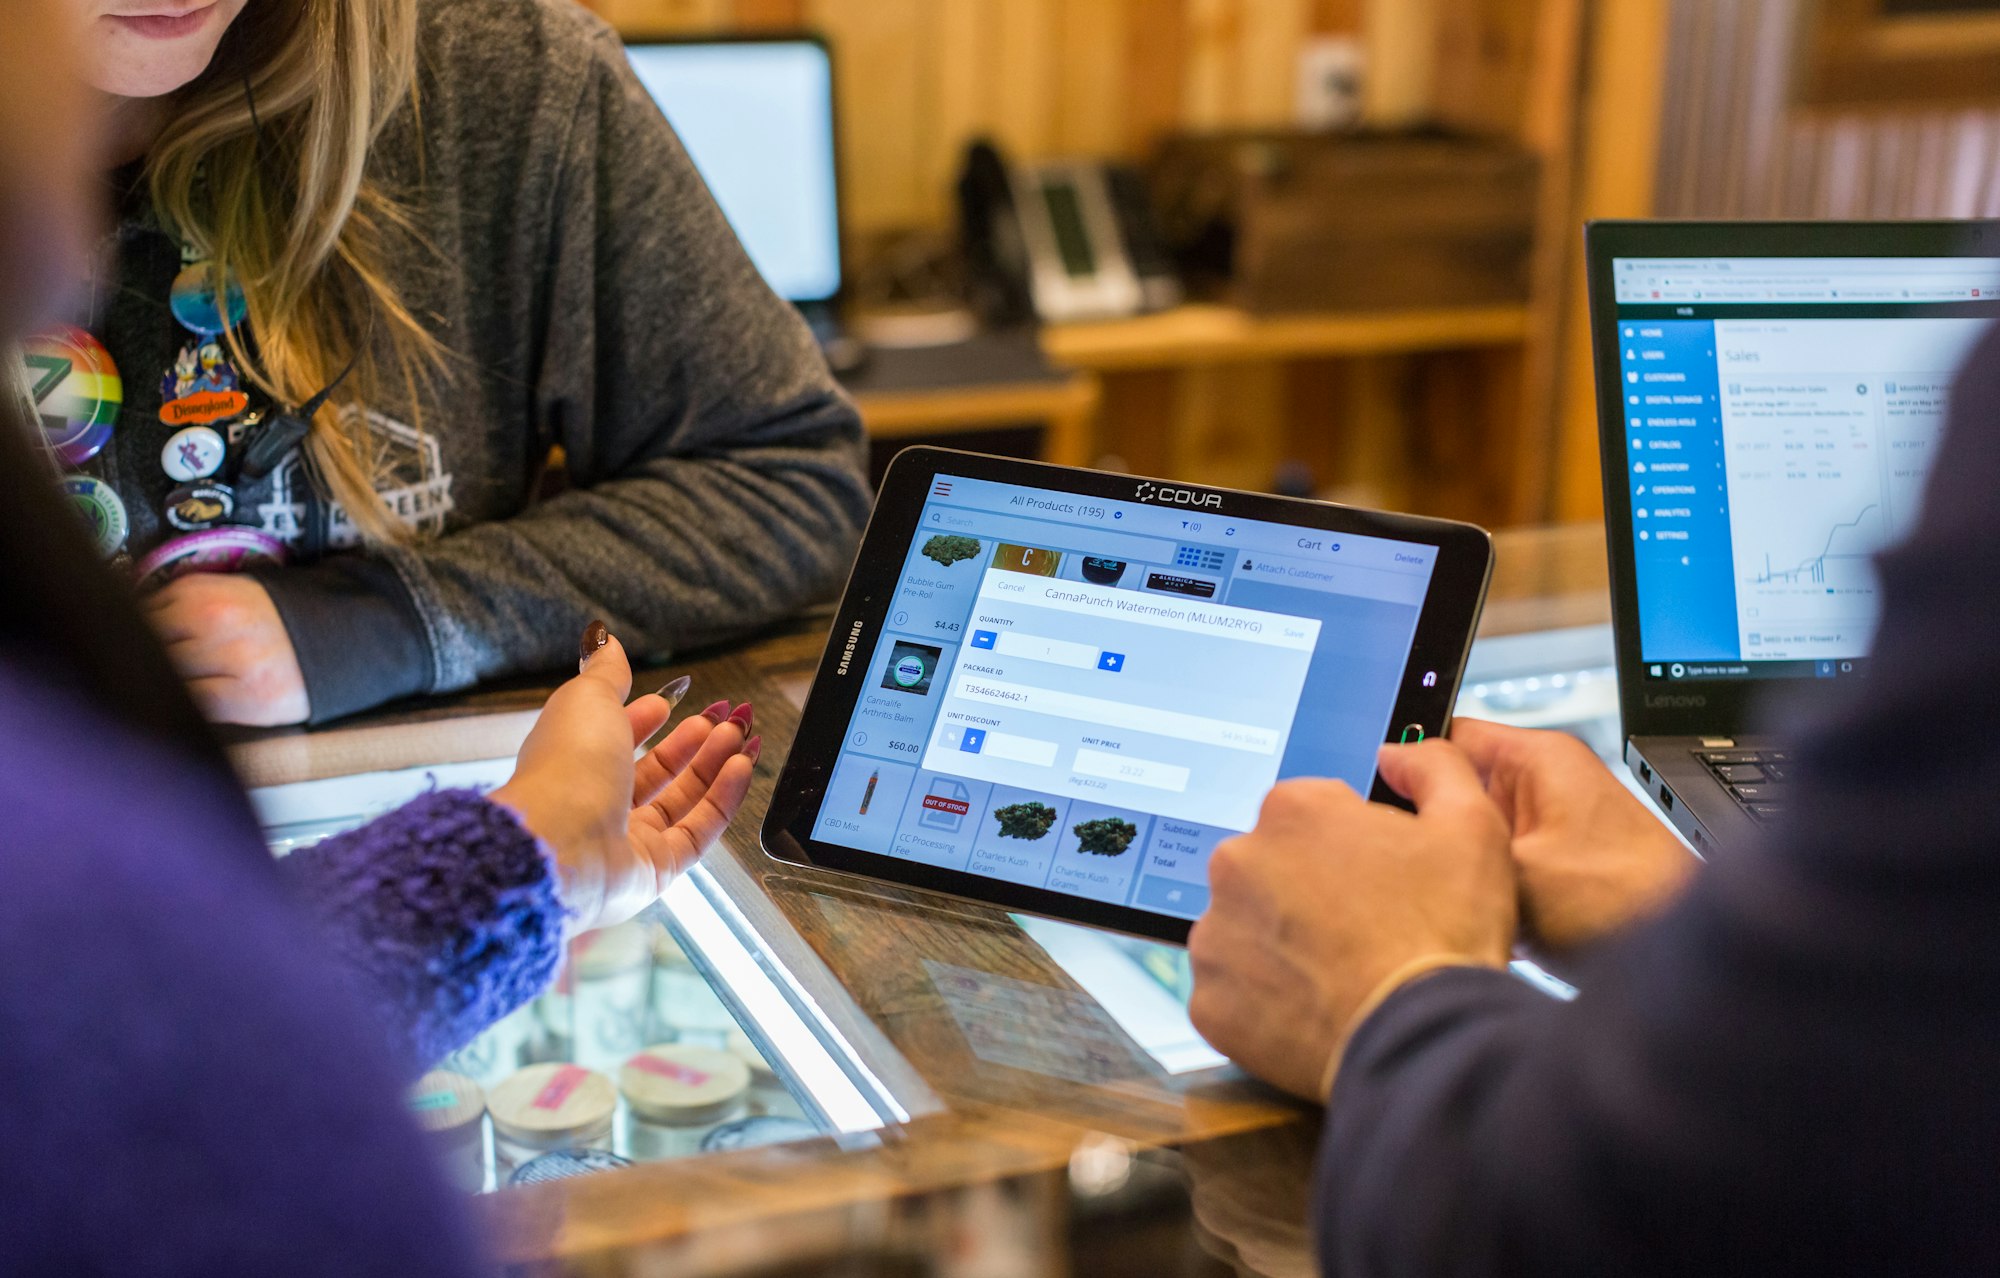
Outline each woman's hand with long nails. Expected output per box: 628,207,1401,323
490,622,756,934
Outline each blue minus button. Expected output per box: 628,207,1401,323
960,729,987,754
971,630,997,650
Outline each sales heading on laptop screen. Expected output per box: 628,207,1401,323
1611,256,1999,682
810,475,1438,922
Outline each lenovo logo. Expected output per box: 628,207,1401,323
1134,480,1223,509
835,619,865,676
1644,693,1708,709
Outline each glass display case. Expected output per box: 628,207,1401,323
253,757,912,1193
244,619,1638,1195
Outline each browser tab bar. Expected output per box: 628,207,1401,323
1613,256,2000,305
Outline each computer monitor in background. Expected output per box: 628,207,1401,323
624,37,844,308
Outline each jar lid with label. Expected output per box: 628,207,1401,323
488,1063,617,1149
620,1044,751,1127
407,1069,486,1141
509,1148,633,1186
700,1115,821,1154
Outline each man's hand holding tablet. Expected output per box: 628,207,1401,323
1187,717,1703,1100
1187,740,1516,1100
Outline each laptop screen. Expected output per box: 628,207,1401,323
626,41,842,304
1609,255,1998,684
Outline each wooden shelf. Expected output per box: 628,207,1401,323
1040,302,1532,371
850,374,1101,467
850,376,1098,435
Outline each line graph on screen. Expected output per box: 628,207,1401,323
1752,505,1882,586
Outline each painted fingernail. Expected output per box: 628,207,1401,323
699,699,731,724
727,702,754,730
578,619,609,670
742,735,763,765
655,675,692,709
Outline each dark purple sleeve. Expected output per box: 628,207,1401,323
1311,323,2000,1276
0,680,494,1276
276,789,568,1076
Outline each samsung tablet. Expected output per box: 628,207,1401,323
762,449,1494,944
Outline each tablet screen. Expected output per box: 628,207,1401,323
806,471,1441,922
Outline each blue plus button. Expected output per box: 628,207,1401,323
971,630,997,650
960,729,987,754
1097,651,1126,672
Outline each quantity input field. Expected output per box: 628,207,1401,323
1073,748,1190,793
954,678,1281,754
988,631,1099,669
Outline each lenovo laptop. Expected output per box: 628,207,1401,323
624,35,864,371
1587,220,1999,855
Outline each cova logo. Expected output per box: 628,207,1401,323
1134,480,1223,509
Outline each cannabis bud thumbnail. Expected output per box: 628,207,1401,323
921,534,981,567
1072,817,1139,857
993,802,1058,840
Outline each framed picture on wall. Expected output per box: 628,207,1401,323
1799,0,2000,107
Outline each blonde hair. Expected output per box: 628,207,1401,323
149,0,441,544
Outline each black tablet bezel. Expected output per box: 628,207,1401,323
761,447,1494,945
1586,219,2000,738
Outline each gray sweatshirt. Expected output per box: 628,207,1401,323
85,0,868,721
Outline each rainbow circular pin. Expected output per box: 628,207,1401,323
21,326,122,467
169,261,248,337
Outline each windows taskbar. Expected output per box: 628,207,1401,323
1643,658,1868,681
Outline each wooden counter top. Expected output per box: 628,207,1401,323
226,524,1611,1270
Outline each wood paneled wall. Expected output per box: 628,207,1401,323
585,0,1455,238
1656,0,2000,219
585,0,1606,526
1542,0,2000,520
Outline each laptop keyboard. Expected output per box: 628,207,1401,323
1697,750,1793,823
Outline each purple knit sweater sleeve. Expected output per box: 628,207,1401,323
276,790,568,1075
